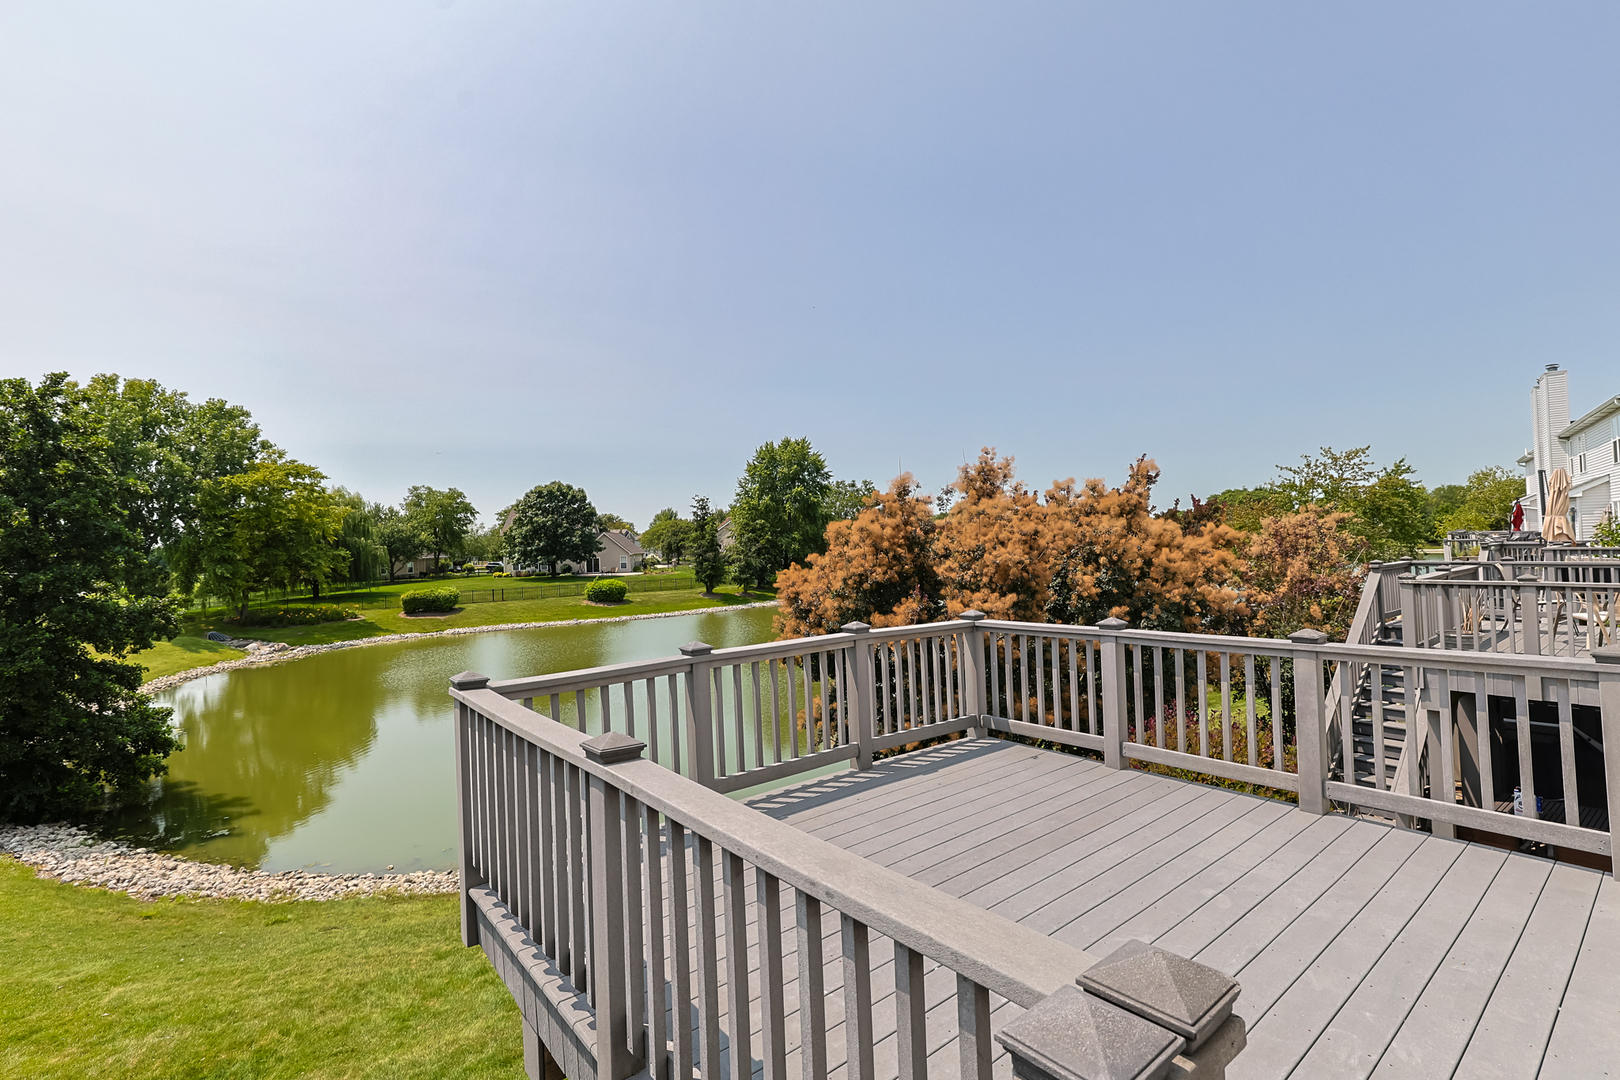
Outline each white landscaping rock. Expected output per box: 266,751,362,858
0,824,460,903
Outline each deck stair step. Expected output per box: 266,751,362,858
1343,647,1408,790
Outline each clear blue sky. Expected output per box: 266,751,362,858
2,2,1616,528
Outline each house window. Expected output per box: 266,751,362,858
1578,453,1587,474
619,558,628,570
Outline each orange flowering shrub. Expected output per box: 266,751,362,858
1240,505,1369,640
1041,457,1247,632
773,475,943,637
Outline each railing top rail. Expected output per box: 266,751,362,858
453,685,1097,1007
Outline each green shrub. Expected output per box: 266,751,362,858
584,578,629,603
401,587,460,614
230,604,356,628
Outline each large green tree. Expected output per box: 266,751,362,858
641,508,694,565
1435,466,1524,534
689,496,727,594
402,486,479,571
82,374,268,555
1269,446,1433,559
329,489,390,587
170,455,351,618
0,374,181,822
375,505,427,583
506,482,600,576
730,437,834,571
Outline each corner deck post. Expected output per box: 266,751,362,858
1098,618,1129,770
1593,645,1620,876
842,623,875,770
450,670,491,947
681,642,716,788
958,611,986,736
1288,631,1329,815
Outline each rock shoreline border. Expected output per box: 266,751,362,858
1,824,461,902
144,600,778,694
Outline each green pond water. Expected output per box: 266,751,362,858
103,609,779,875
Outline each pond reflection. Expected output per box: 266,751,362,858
94,609,778,874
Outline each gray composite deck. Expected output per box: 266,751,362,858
745,736,1620,1080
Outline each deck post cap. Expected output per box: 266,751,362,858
996,984,1183,1080
1098,617,1129,630
581,731,647,765
1287,628,1328,645
841,621,871,634
1077,939,1241,1052
1591,645,1620,666
449,670,490,690
958,609,986,621
679,641,714,656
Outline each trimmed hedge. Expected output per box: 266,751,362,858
584,578,629,603
229,604,356,628
401,587,460,614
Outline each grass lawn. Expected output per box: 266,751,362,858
0,858,523,1080
132,637,248,681
131,585,779,678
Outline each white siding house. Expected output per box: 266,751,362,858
1522,364,1620,539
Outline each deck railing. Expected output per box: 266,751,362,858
1402,573,1620,656
451,615,1620,1080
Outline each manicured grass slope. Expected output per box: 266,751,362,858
0,859,523,1080
133,636,247,681
172,585,773,649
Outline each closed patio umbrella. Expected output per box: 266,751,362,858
1544,467,1574,542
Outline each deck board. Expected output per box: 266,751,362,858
737,736,1611,1080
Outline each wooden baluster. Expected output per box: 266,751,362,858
752,662,765,770
645,678,660,768
522,740,539,932
1514,674,1537,820
540,749,558,961
770,659,783,762
567,762,587,990
895,943,928,1080
1221,652,1234,762
667,676,682,775
732,666,747,776
1269,655,1283,771
1175,649,1188,755
1033,636,1045,727
722,851,753,1080
623,796,647,1069
1433,669,1456,838
1067,636,1080,732
1132,643,1145,745
1197,652,1209,759
1371,666,1386,790
693,836,723,1080
756,870,788,1080
643,805,670,1080
841,915,874,1080
1245,653,1259,769
1471,674,1492,811
1151,647,1164,748
990,635,1003,721
795,891,828,1080
788,657,802,759
1340,661,1354,784
668,822,694,1080
1556,678,1578,825
957,975,993,1080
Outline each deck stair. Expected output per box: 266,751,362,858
1345,656,1408,790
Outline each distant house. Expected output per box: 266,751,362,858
716,515,735,550
496,524,648,575
582,529,647,574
